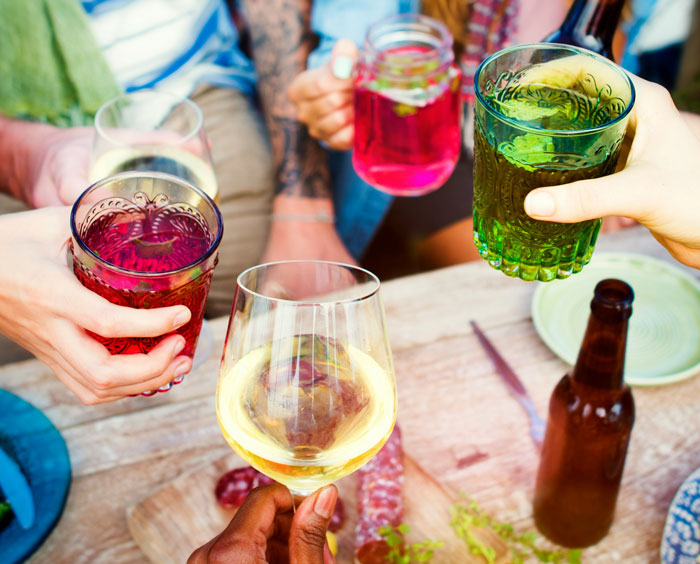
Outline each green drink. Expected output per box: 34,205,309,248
472,44,635,281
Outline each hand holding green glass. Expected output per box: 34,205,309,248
472,43,635,281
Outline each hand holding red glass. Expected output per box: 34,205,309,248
71,172,223,396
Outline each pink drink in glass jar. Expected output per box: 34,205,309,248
353,15,462,196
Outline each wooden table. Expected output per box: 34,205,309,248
2,226,699,564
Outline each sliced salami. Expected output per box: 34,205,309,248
329,495,346,533
214,466,347,533
214,466,274,509
354,425,404,564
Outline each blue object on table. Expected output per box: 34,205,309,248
0,389,71,564
0,446,35,529
661,465,700,563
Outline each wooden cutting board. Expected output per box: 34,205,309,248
126,452,508,563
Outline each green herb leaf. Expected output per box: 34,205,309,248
0,500,13,532
393,102,418,117
450,496,585,564
499,132,557,170
495,99,559,122
378,524,443,564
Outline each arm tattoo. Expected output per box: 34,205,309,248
240,0,331,198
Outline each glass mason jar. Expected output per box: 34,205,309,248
353,14,462,197
472,43,635,282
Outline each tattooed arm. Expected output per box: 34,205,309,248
241,0,328,198
240,0,356,264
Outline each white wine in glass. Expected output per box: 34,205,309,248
90,90,219,202
217,261,397,496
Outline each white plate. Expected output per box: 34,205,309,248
531,252,700,386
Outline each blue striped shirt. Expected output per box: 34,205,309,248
82,0,416,96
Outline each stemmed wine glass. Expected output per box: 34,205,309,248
91,90,219,366
216,261,397,496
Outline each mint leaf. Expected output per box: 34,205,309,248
495,99,559,122
499,133,556,170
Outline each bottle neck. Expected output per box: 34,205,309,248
571,309,629,389
553,0,624,59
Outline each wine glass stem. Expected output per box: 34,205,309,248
290,491,310,513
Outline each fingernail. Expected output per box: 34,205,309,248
332,56,353,80
173,359,190,379
525,191,555,217
172,339,185,357
313,486,336,519
173,309,190,329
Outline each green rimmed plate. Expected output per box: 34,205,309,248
531,252,700,386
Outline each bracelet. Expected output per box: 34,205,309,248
271,211,335,224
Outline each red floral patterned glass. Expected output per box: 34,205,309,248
70,172,223,395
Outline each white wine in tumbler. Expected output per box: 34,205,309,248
90,145,219,202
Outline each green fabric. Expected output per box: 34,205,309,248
0,0,121,126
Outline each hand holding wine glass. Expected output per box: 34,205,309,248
0,114,92,207
188,483,338,564
216,260,396,497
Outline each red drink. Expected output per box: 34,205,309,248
352,15,462,196
353,78,461,195
71,172,223,393
74,205,213,357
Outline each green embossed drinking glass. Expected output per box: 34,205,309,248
472,43,635,281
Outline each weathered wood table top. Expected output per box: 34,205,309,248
2,226,699,563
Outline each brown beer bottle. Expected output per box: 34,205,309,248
533,279,635,548
543,0,625,60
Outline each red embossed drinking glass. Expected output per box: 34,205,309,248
70,171,223,395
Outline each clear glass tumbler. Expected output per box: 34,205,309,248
91,90,219,203
472,43,635,281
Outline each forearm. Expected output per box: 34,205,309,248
240,0,331,199
0,114,31,200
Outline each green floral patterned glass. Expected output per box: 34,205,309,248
472,43,635,281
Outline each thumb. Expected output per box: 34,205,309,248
290,485,337,564
57,171,90,205
329,39,359,81
53,145,92,205
524,166,650,224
